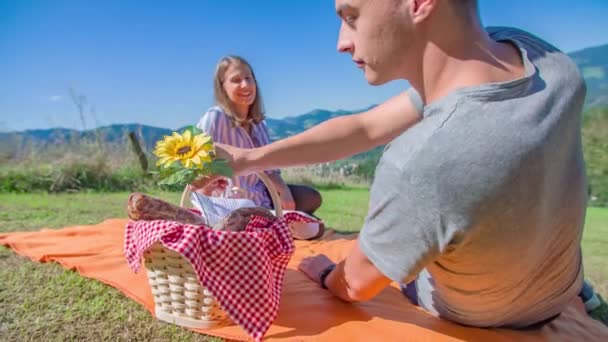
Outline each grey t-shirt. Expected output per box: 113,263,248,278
359,27,587,328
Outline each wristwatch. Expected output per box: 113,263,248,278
319,264,336,289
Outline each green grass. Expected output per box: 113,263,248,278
0,190,606,340
582,207,608,296
0,191,217,341
582,66,605,79
315,187,370,232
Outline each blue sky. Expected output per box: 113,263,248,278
1,0,607,131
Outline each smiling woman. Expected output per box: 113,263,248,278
195,55,323,217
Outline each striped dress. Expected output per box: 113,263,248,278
196,106,279,208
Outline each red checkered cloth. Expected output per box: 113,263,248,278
124,212,317,341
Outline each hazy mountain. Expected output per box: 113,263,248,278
0,107,373,152
0,124,173,152
568,44,608,108
265,106,374,141
2,43,606,148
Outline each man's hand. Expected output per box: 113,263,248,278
298,254,335,284
298,242,393,302
214,143,253,176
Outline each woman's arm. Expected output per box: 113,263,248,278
217,90,422,175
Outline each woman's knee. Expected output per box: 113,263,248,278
290,184,322,214
307,187,322,212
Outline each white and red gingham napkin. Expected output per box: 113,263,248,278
124,212,317,341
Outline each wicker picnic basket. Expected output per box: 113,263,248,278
143,172,283,329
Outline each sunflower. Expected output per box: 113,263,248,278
153,130,214,169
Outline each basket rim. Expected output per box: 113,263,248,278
179,171,283,219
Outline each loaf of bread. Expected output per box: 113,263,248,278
127,192,206,226
214,206,276,232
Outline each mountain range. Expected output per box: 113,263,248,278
569,44,608,109
0,107,372,153
2,43,606,150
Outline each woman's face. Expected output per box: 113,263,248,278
222,63,257,111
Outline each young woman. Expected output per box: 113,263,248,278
196,55,322,215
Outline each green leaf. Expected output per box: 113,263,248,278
181,171,199,185
160,161,181,171
158,168,193,186
208,159,233,178
181,125,203,136
156,161,183,179
158,173,181,186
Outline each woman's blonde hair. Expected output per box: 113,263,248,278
213,55,265,126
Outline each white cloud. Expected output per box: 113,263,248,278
48,95,63,102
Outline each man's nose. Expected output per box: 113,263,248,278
337,22,354,53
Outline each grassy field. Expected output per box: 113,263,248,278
0,189,606,341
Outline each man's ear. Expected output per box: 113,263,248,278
409,0,436,24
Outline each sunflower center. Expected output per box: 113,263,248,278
177,146,192,156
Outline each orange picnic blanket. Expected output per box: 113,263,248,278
1,218,607,341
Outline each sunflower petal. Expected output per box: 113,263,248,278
192,135,204,149
183,130,192,144
191,154,201,165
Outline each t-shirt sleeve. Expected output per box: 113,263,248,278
406,87,424,116
358,150,461,284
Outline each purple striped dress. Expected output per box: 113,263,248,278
196,106,279,208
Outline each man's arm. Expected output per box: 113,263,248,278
298,240,393,302
218,91,422,175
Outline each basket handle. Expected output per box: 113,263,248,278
179,172,283,218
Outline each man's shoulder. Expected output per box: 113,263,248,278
376,100,516,195
376,119,445,184
486,26,561,54
486,26,582,80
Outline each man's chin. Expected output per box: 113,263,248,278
365,73,390,86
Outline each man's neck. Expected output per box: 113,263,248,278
410,27,524,105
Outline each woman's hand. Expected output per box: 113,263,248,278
190,175,229,195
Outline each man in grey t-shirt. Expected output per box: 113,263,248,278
358,27,586,327
204,0,606,328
